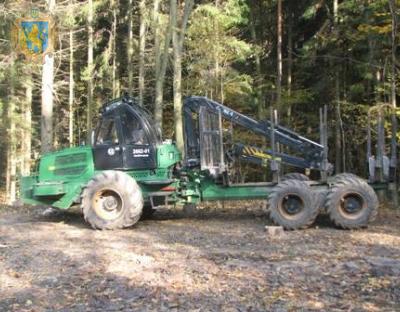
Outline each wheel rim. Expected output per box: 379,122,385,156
92,188,124,220
279,193,305,218
339,192,365,218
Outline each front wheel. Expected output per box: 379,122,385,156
267,180,319,230
81,171,143,230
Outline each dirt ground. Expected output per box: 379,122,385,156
0,202,399,312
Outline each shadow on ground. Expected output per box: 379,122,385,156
0,203,399,311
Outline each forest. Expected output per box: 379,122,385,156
0,0,398,204
0,1,400,310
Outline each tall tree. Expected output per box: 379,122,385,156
111,0,119,98
86,0,94,144
41,0,56,152
389,0,397,108
22,67,32,176
68,0,75,146
286,4,293,120
333,0,344,173
276,0,282,108
127,0,134,95
154,0,172,132
138,0,147,106
249,2,263,119
6,57,16,203
171,0,194,153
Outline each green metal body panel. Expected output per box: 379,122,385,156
176,171,275,204
156,144,181,168
21,146,95,209
201,181,273,201
20,143,181,209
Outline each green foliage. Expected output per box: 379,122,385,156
302,3,318,20
186,0,252,103
0,0,398,186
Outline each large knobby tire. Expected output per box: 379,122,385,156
281,173,310,182
325,177,378,229
81,171,143,230
319,173,367,213
268,180,319,230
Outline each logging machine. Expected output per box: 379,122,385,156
20,95,379,230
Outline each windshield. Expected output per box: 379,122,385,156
120,110,149,145
95,118,119,145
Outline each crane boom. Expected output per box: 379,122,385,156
183,96,329,171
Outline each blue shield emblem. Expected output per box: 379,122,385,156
12,14,55,61
21,21,49,54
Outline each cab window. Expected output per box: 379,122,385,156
96,118,119,145
120,111,149,145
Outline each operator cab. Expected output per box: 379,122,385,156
93,96,161,170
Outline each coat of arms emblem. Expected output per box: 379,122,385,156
11,9,56,61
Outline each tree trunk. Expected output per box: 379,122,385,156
287,8,293,121
127,0,134,96
389,0,397,108
153,0,161,46
333,0,342,173
249,3,263,119
2,71,8,199
42,54,54,153
112,0,118,98
366,0,374,103
153,0,161,88
22,68,32,176
214,0,220,101
171,0,182,151
138,0,147,106
375,68,382,103
171,0,194,154
276,0,282,108
154,0,172,132
6,148,10,203
41,0,56,153
87,0,94,144
153,0,161,128
6,58,17,204
69,0,75,146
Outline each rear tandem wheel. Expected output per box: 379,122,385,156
325,176,378,229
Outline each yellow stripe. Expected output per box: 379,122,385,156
241,145,282,162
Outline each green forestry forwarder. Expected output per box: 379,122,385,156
20,95,378,230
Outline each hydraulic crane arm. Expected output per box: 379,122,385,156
183,96,328,171
232,143,313,169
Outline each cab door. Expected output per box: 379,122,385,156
93,116,124,170
120,109,157,170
